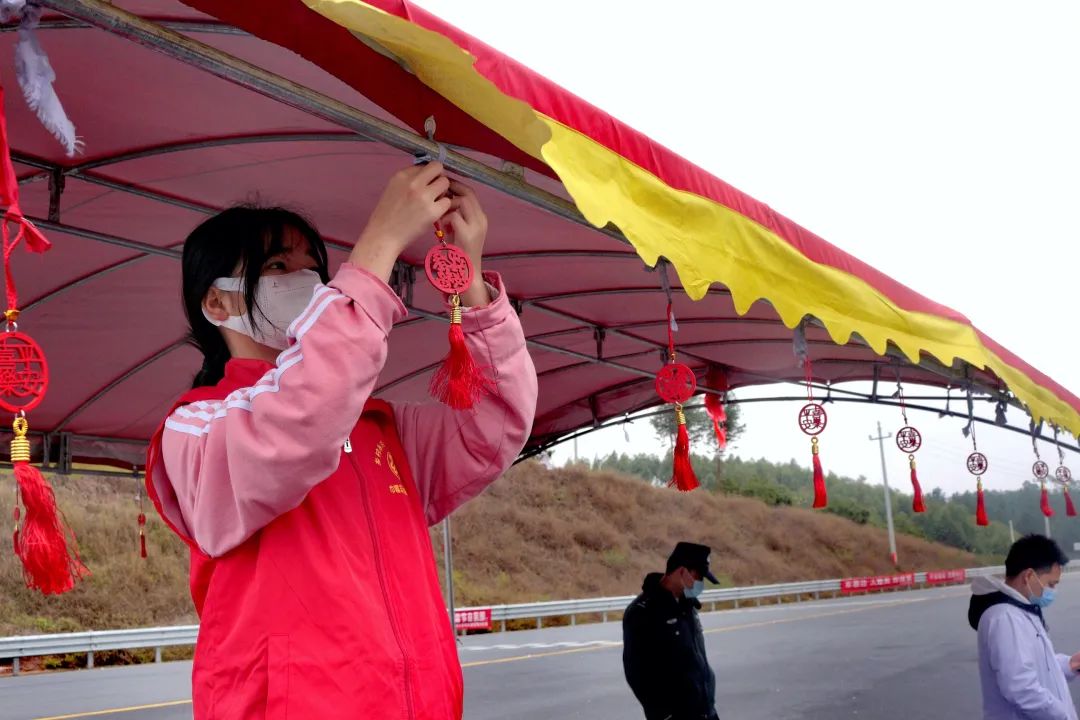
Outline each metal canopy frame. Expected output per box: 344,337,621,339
23,0,1080,477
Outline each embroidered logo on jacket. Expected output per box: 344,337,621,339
375,440,406,494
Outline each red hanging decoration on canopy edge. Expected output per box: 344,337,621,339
656,299,698,492
1034,456,1052,518
968,451,990,527
1056,465,1076,518
799,360,829,507
418,122,493,410
703,365,728,451
798,359,827,508
894,380,925,513
425,225,494,409
0,81,87,594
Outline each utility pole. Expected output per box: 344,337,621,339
870,421,899,567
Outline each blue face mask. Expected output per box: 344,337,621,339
1029,574,1057,609
685,579,704,599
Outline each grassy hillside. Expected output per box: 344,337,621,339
1,462,975,640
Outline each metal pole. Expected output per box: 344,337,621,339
1009,519,1016,544
1045,515,1052,538
39,0,627,247
870,421,898,566
443,516,457,637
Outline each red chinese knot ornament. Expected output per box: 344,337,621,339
0,79,86,595
425,225,492,410
967,451,990,526
657,296,698,492
896,426,922,454
798,358,828,509
798,403,827,436
655,363,696,405
0,330,48,413
424,242,474,295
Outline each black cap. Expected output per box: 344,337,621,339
666,542,719,584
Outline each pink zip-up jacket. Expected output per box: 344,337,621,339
146,263,537,719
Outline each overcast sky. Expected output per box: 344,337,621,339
415,1,1080,496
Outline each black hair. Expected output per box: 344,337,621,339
1005,534,1069,578
181,206,330,388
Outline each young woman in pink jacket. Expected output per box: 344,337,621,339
145,162,538,719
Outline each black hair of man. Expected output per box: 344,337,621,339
1004,534,1069,579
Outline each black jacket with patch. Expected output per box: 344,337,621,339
622,572,717,720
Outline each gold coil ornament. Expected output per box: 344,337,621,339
450,295,463,325
675,405,686,426
11,416,30,463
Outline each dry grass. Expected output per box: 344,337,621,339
443,462,975,607
1,461,974,639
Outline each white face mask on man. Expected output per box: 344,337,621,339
203,269,321,351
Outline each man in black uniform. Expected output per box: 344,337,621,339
623,542,719,720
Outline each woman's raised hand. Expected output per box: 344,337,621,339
350,162,452,281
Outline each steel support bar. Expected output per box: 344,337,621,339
40,0,628,247
521,394,1080,461
34,217,181,259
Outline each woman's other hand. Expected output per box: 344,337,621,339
350,162,452,281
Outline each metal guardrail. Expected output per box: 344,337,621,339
0,566,1004,674
479,566,1005,630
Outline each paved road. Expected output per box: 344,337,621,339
5,576,1080,720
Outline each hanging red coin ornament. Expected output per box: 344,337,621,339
1055,452,1076,518
425,223,491,409
657,297,698,492
1030,424,1054,518
967,442,990,526
703,366,729,450
894,380,926,512
1035,459,1054,518
0,81,87,595
1048,427,1077,517
656,363,696,405
798,358,828,508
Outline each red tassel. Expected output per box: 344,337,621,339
430,303,492,410
13,462,88,595
138,512,147,559
1065,487,1077,517
910,457,926,513
811,438,827,508
711,419,728,450
704,394,727,450
976,481,989,526
1040,484,1055,518
670,408,700,492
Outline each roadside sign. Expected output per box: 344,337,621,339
454,607,493,631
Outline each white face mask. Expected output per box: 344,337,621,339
203,269,321,350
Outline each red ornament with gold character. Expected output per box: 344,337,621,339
798,359,828,509
0,79,87,594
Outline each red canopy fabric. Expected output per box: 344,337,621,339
4,0,1076,469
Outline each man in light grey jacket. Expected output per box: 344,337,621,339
969,535,1080,720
